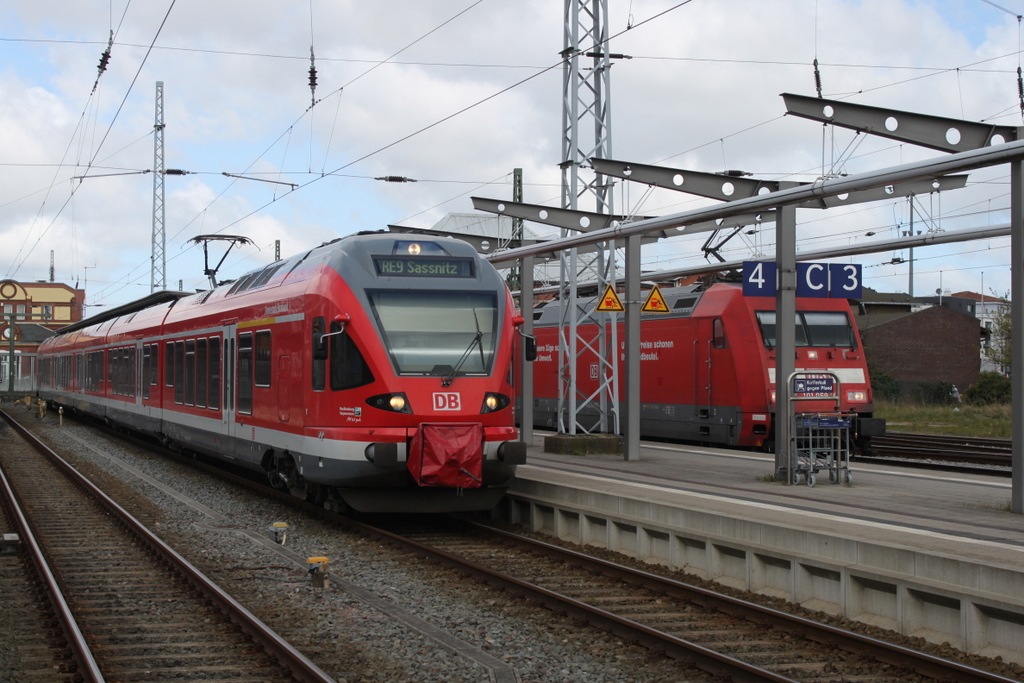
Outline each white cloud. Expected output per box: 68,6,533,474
0,0,1021,306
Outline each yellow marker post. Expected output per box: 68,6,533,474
641,285,670,313
595,284,625,312
307,556,330,587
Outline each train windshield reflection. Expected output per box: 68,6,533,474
369,291,498,375
756,311,854,348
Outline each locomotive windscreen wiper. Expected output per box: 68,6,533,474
441,309,484,387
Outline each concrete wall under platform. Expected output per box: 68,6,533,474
496,477,1024,666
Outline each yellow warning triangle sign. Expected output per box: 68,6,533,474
595,284,625,312
641,284,670,313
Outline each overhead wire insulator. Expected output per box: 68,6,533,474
375,176,417,183
91,30,114,94
813,57,823,98
308,46,318,109
1017,66,1024,121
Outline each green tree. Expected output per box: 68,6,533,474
984,291,1011,373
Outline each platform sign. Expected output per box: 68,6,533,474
828,263,862,298
743,261,861,299
793,374,835,397
742,261,777,297
595,284,625,312
796,263,829,298
641,284,670,313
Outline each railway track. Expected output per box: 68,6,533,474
0,409,335,683
20,412,1023,682
354,516,1018,683
863,431,1012,475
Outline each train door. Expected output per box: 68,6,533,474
135,341,144,410
693,319,713,419
222,323,238,455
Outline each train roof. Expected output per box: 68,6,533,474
52,291,190,336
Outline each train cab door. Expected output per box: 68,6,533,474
693,319,714,420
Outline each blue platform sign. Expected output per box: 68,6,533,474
829,263,863,298
743,261,861,299
742,261,777,297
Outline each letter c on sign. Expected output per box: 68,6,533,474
807,263,825,290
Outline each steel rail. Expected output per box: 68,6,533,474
0,409,337,683
463,523,1018,683
487,139,1024,265
0,454,104,683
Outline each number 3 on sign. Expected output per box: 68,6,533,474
828,263,862,298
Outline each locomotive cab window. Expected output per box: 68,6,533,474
712,318,726,349
330,321,374,391
756,311,855,348
368,290,497,377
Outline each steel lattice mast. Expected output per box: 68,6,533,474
558,0,619,435
151,81,167,292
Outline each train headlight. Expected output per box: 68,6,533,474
407,242,421,255
846,390,868,403
480,393,510,414
366,393,413,413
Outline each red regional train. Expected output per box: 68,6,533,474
530,281,884,452
36,233,533,513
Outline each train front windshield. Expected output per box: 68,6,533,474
369,291,498,376
756,311,855,348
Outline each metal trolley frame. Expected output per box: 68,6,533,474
786,370,853,487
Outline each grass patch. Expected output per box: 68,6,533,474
756,473,778,483
977,498,1014,512
875,400,1011,438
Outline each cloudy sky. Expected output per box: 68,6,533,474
1,0,1021,309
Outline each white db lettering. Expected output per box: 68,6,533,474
433,392,461,411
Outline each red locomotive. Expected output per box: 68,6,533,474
36,233,531,513
531,281,883,452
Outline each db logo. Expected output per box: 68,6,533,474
433,392,461,411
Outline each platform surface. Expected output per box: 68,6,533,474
514,433,1024,571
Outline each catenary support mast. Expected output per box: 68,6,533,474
151,81,167,292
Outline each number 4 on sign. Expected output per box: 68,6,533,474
641,284,670,313
595,284,625,312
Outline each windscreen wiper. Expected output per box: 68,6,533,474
442,309,484,387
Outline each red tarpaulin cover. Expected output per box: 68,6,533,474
407,423,484,488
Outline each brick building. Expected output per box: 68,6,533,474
854,301,980,396
0,279,85,390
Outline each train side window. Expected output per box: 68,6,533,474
150,344,159,387
238,333,253,414
142,346,151,399
128,346,136,398
209,338,221,410
165,342,174,387
174,341,185,404
196,338,208,408
184,340,196,406
312,317,325,392
713,318,726,348
330,322,374,391
254,331,272,387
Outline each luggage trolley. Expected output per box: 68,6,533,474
786,370,853,487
